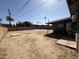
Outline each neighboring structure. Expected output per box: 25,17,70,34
47,17,75,36
67,0,77,31
47,0,77,36
67,0,79,52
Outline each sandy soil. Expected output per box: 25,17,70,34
0,29,79,59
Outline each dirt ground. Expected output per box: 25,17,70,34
0,29,79,59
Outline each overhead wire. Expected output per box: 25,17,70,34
13,0,48,23
13,0,31,16
12,0,61,24
16,0,48,18
22,1,48,17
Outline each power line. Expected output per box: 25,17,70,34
13,0,61,24
14,0,31,15
18,0,48,18
22,0,61,15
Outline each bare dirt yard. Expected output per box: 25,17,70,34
0,29,79,59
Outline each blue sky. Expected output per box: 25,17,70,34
0,0,70,25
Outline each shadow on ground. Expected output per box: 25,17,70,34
44,32,75,41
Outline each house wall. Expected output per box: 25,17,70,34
52,22,74,36
58,24,65,33
66,22,75,36
58,24,64,28
52,23,65,33
66,22,72,31
66,22,72,35
52,24,58,32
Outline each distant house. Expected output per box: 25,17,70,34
47,17,75,36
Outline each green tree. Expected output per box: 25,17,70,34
22,21,33,26
16,21,33,27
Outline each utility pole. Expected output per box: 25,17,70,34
47,20,49,34
8,9,11,17
8,9,11,25
44,17,46,24
44,16,46,29
6,9,13,26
